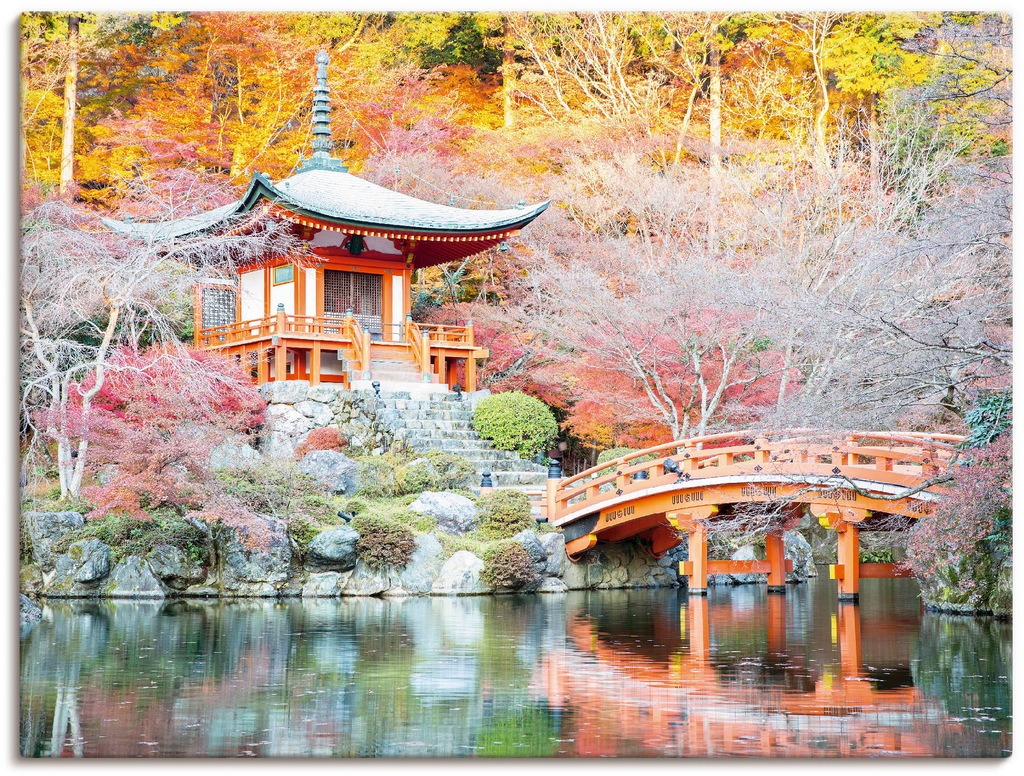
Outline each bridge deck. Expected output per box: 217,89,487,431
536,429,962,601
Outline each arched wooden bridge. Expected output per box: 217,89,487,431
538,429,963,600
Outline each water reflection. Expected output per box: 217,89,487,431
20,578,1010,758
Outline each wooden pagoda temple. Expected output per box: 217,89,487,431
104,51,548,393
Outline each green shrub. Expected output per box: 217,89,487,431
51,512,208,565
397,459,437,494
477,490,534,540
289,518,319,553
356,450,413,498
352,512,417,569
394,451,475,495
214,460,331,521
343,498,368,516
437,531,485,559
472,391,558,458
481,541,538,590
423,450,476,490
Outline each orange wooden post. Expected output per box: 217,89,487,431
766,530,786,593
257,347,269,384
311,341,321,386
193,285,202,347
766,592,787,653
688,595,710,660
361,330,372,377
420,331,431,382
687,524,709,595
837,603,862,676
836,523,860,601
274,345,286,382
465,352,477,392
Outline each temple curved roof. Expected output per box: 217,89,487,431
103,168,549,267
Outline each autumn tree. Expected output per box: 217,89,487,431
20,172,301,498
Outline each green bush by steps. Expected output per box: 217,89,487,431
477,490,533,540
357,448,475,498
472,391,558,458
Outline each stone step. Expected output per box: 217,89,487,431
488,471,549,487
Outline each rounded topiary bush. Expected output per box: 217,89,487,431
352,512,416,569
481,540,538,590
477,489,533,540
472,391,558,458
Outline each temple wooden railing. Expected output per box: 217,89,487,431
195,312,481,387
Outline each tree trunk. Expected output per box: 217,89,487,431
708,35,722,176
707,32,723,253
59,14,80,196
502,18,516,129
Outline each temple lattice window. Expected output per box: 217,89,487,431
201,285,237,328
324,270,382,334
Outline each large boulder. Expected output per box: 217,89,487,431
536,577,568,594
216,516,292,597
147,544,207,589
306,526,360,570
297,450,360,495
408,492,478,536
431,551,491,595
105,556,166,598
207,442,261,471
302,571,351,597
343,560,398,597
396,534,445,595
539,533,567,577
512,529,547,570
25,511,84,571
785,530,817,581
713,545,762,585
46,539,112,597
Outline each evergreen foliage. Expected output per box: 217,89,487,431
472,392,558,458
352,512,417,569
476,489,533,540
481,540,538,590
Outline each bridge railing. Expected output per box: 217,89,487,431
548,429,963,524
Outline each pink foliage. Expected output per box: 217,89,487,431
45,346,266,520
904,434,1012,589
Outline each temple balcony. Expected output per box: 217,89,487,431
195,307,486,392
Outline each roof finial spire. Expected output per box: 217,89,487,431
300,50,347,173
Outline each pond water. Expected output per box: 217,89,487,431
20,576,1010,758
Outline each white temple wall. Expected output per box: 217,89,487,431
240,270,264,320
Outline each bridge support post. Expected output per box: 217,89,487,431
766,530,786,593
836,523,860,601
686,524,708,595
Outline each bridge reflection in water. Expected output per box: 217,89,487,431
21,582,1009,758
531,584,978,757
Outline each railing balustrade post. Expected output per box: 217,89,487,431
420,331,431,382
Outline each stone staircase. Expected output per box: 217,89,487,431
380,393,548,491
